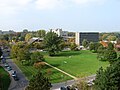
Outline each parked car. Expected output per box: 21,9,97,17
4,63,9,68
60,86,67,90
7,66,12,71
13,76,19,81
12,71,17,77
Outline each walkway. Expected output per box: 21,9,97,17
44,62,77,80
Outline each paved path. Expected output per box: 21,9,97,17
44,62,77,80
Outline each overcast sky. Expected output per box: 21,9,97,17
0,0,120,32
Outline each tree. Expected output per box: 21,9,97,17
44,31,63,56
33,42,45,49
17,48,30,61
0,48,2,57
11,45,20,58
104,50,117,64
107,35,117,41
11,42,30,60
89,42,95,51
101,34,109,40
107,42,114,50
95,60,120,90
25,33,33,42
23,29,28,33
82,39,89,48
25,70,51,90
71,80,89,90
70,43,77,51
30,52,44,65
97,46,106,61
97,47,117,63
37,30,46,38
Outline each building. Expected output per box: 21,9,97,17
50,28,68,41
75,32,99,46
29,37,43,44
0,30,15,35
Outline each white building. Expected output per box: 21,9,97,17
50,28,68,41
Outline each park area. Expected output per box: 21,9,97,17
13,50,109,83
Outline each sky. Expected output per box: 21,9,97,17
0,0,120,32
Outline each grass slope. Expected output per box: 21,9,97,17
0,66,11,90
13,60,71,83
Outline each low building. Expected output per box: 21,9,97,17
75,32,99,46
0,30,15,35
29,37,43,44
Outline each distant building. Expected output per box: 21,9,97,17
29,37,43,44
0,30,15,35
75,32,99,46
0,30,2,34
50,28,68,41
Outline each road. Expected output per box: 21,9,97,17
51,74,96,90
51,79,76,90
2,50,29,90
7,58,29,90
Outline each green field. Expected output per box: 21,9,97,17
45,50,109,77
0,66,11,90
13,50,109,83
13,60,72,83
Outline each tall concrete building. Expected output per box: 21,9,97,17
75,32,99,46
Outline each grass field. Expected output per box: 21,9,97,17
13,50,109,83
13,60,72,83
0,66,11,90
45,50,109,77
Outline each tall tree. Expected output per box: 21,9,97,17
11,45,20,58
89,42,95,51
25,70,51,90
95,60,120,90
97,45,106,61
0,48,2,57
37,30,46,38
70,43,77,51
30,52,44,65
44,31,63,56
25,33,33,42
104,50,117,64
107,42,114,50
17,48,30,61
82,39,89,48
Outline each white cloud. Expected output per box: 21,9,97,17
35,0,64,10
0,0,32,15
71,0,107,5
0,0,107,14
35,0,107,10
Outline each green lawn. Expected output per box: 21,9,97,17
0,66,11,90
44,50,109,77
13,60,72,83
13,50,109,83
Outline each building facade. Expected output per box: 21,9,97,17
75,32,99,46
50,28,68,41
